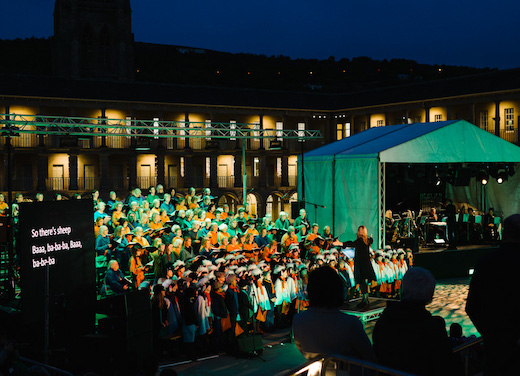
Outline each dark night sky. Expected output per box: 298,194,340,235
1,0,519,69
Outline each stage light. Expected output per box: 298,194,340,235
435,176,442,186
497,171,508,184
477,171,488,185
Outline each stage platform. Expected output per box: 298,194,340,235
340,298,396,325
414,244,498,279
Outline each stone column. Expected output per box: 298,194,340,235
184,154,193,188
128,154,137,190
259,114,265,149
495,101,501,137
100,153,109,191
234,154,242,187
259,156,267,188
184,112,190,149
281,156,289,187
68,151,79,190
210,155,218,188
156,152,165,187
424,107,430,122
37,152,48,192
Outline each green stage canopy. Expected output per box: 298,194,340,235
298,120,520,248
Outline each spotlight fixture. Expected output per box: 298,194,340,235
435,176,442,186
497,171,508,184
477,171,489,185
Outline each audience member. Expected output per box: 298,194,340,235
293,266,376,361
373,267,459,375
466,213,520,375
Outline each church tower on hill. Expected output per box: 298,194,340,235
53,0,134,80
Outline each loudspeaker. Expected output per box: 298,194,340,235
291,201,304,219
396,236,419,253
96,291,153,355
237,334,264,355
97,290,150,316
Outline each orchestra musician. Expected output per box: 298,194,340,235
483,208,499,241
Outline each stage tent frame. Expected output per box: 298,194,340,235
297,120,520,249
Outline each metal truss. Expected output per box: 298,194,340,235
379,161,386,249
0,114,322,140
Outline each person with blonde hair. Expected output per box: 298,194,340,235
342,225,376,307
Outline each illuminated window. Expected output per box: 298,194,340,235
180,157,185,177
376,120,384,127
153,117,159,139
480,110,488,131
276,157,282,177
336,123,343,140
253,157,260,177
505,108,514,132
179,121,186,136
298,122,305,142
206,157,211,177
345,122,351,137
266,195,274,217
205,119,211,140
253,122,260,141
230,120,236,141
434,114,442,122
276,121,283,141
125,116,132,139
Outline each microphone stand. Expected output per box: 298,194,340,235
300,200,326,225
249,285,266,361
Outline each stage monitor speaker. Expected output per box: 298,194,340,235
396,236,419,253
97,290,151,316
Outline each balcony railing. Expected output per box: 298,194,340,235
92,135,132,149
500,128,519,144
47,177,69,191
0,177,36,191
108,176,128,191
137,176,158,190
191,176,210,189
166,176,181,190
218,176,235,188
7,133,39,148
78,177,99,191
